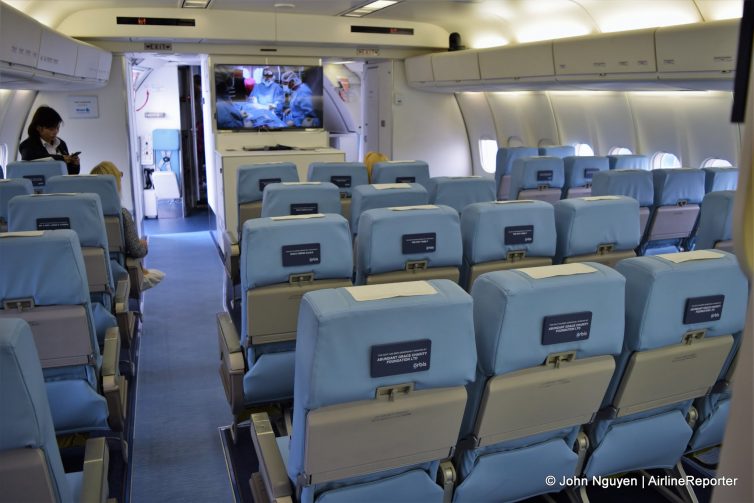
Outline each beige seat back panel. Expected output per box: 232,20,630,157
647,205,700,241
81,247,109,293
563,250,636,268
0,448,57,503
365,266,460,286
517,188,562,204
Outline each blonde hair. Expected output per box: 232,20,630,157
364,151,389,183
91,161,123,193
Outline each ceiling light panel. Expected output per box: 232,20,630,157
341,0,398,17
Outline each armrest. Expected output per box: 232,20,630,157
438,460,456,503
101,327,126,432
217,312,246,415
114,275,129,315
251,413,293,501
126,257,144,299
80,437,109,503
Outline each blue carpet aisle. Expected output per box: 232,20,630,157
130,230,234,502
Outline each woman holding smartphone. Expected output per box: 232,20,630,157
19,105,80,174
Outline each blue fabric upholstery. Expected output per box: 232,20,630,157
702,167,738,193
0,231,108,435
307,162,369,197
0,319,72,503
586,252,748,477
509,157,565,200
427,177,495,213
495,147,538,197
355,205,462,283
688,394,730,451
652,169,706,206
591,170,654,207
695,191,735,250
539,145,575,158
350,183,429,236
553,196,640,262
261,182,342,217
46,175,121,216
237,162,299,204
608,155,649,171
6,161,67,192
457,263,625,501
9,193,116,313
562,156,609,196
371,160,430,189
287,280,477,499
0,178,33,222
239,214,352,405
460,200,556,265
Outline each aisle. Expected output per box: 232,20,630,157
130,230,234,502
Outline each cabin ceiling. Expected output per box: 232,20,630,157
6,0,743,49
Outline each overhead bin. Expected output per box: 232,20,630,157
553,30,656,82
0,2,112,90
432,50,481,82
405,54,434,84
656,19,738,79
478,42,555,81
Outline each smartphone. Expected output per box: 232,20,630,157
70,151,81,156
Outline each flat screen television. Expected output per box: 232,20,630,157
214,64,324,131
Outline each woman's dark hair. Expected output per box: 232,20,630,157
27,106,63,138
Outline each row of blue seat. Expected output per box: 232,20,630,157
244,250,747,503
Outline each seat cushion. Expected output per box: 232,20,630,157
46,380,109,435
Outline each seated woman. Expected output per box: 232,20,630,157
90,161,165,290
19,105,81,175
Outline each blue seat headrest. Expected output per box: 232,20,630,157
461,200,556,264
237,163,299,204
652,169,706,206
350,183,429,235
241,213,353,290
563,156,609,189
428,177,495,213
591,170,654,207
608,155,649,171
46,175,121,215
371,160,430,189
554,196,641,261
6,161,67,189
494,147,538,190
356,205,462,278
0,179,34,220
616,251,748,351
261,182,342,217
702,167,738,193
509,157,565,198
471,262,625,375
307,162,369,197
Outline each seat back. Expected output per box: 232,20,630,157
460,200,556,290
46,174,124,261
8,193,113,296
538,145,575,158
0,179,33,231
554,196,640,266
288,280,477,492
509,157,565,203
427,176,495,213
645,169,705,246
350,183,429,236
0,230,110,435
6,161,67,194
495,146,538,200
240,214,353,347
0,318,71,503
591,169,653,237
454,263,624,503
694,191,735,251
370,160,430,189
562,156,609,198
355,205,462,285
702,167,738,193
608,154,649,171
307,162,369,221
583,251,747,477
260,182,342,217
237,162,299,235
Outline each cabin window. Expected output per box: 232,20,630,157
0,143,7,171
701,158,733,168
573,143,594,156
507,136,524,147
608,146,633,155
651,152,682,170
479,138,498,174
